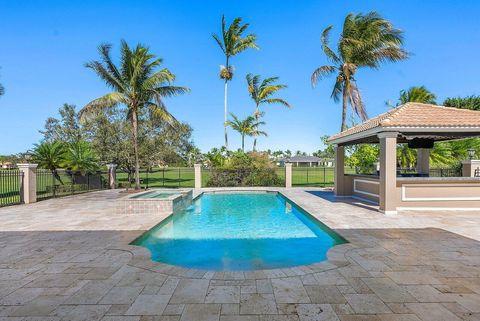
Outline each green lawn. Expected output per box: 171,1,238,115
115,167,341,188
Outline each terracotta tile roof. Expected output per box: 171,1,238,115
328,102,480,142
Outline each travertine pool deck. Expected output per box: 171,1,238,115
0,188,479,321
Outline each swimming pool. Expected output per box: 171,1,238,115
132,192,346,271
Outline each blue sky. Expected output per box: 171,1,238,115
1,0,479,154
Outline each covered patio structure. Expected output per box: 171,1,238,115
328,102,480,214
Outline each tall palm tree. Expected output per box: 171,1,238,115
80,41,189,189
311,12,409,131
246,74,290,150
226,113,266,152
212,15,259,149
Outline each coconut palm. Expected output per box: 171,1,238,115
212,15,259,149
226,113,266,152
80,41,189,189
397,86,436,105
311,12,409,131
246,74,290,150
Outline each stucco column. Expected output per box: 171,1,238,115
17,163,38,204
462,160,480,177
378,132,398,214
106,164,117,189
285,163,293,188
334,145,346,196
194,164,202,189
416,148,430,175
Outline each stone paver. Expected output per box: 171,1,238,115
0,188,479,320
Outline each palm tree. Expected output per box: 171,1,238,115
62,141,99,173
212,15,259,149
311,12,409,131
226,113,266,152
246,74,290,150
392,86,436,168
397,86,436,106
32,141,66,184
80,41,189,189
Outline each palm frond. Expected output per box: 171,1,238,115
80,92,125,120
311,65,336,87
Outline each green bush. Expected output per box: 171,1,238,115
206,151,284,187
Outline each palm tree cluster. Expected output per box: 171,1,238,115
226,113,266,152
213,16,291,152
81,41,189,189
33,140,99,183
312,12,409,131
212,15,259,149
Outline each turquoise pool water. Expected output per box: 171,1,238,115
130,191,178,199
132,192,346,271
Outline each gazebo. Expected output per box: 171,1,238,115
328,102,480,214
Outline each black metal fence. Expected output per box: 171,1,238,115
117,167,195,189
0,169,23,207
397,167,462,177
291,167,336,187
36,169,107,200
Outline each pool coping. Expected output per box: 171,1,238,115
113,188,355,280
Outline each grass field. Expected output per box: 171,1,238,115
115,167,340,188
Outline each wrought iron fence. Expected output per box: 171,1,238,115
117,167,195,188
291,167,336,187
0,169,23,207
397,167,462,177
36,169,107,200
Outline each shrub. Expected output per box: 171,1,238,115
206,151,283,187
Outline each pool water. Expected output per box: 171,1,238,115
130,191,179,199
132,192,346,271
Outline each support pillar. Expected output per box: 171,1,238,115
416,148,430,175
462,160,480,177
334,145,346,196
194,164,202,189
106,164,117,189
17,163,38,204
285,163,292,188
378,132,398,215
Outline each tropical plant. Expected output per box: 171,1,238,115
311,11,409,131
226,113,266,152
80,41,189,189
443,95,480,110
62,141,99,172
398,86,436,105
246,74,290,150
212,15,259,149
32,141,66,183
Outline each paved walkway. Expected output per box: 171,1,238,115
0,188,479,321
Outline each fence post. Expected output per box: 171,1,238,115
106,164,117,189
17,163,38,204
285,163,293,188
194,164,202,189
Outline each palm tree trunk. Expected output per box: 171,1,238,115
242,134,245,152
224,80,228,150
253,105,259,151
131,110,141,190
341,86,348,132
